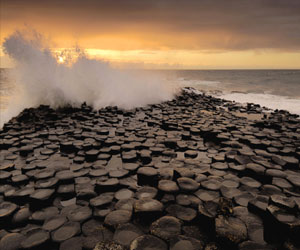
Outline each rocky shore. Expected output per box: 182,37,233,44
0,88,299,250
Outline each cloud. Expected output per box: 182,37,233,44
1,0,300,51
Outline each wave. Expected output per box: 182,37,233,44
219,92,300,115
0,29,176,127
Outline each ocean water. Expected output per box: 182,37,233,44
1,69,300,125
161,69,300,115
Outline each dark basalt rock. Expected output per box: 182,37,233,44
0,232,25,250
113,223,143,247
115,189,134,200
166,204,197,222
177,177,200,192
89,192,114,207
1,88,300,250
29,189,55,210
20,229,50,249
215,215,247,246
94,241,125,250
67,206,92,222
11,207,31,226
150,216,181,241
59,237,84,250
195,189,219,202
169,235,204,250
51,221,81,243
31,206,59,223
137,167,158,187
130,235,168,250
158,180,179,193
136,186,157,199
134,198,163,213
95,178,119,193
42,215,67,232
0,202,18,221
104,210,132,228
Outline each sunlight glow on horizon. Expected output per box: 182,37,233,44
1,45,300,69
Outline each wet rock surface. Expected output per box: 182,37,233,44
0,88,300,249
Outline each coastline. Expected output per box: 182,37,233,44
0,88,299,249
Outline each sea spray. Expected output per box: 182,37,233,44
1,30,177,127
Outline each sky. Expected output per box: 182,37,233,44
1,0,300,69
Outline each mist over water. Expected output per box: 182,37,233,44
0,30,176,127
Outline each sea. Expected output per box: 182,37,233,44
1,69,300,126
162,69,300,115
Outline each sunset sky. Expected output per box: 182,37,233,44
1,0,300,69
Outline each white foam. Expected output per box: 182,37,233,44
219,92,300,115
0,30,177,127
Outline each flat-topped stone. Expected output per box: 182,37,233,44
51,221,81,243
130,235,168,250
158,180,179,193
150,216,181,241
104,210,132,228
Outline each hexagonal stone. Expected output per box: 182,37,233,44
85,149,99,162
59,237,84,250
220,186,242,199
201,179,222,191
31,206,59,223
115,198,136,211
234,192,255,207
94,241,125,250
30,189,55,201
211,162,228,170
104,210,132,228
109,169,129,178
221,179,239,189
177,177,200,192
150,216,181,241
287,175,300,188
0,202,18,220
215,215,247,244
89,169,108,177
113,223,143,247
0,233,25,250
35,177,59,189
238,241,272,250
115,189,134,200
240,177,261,189
134,198,164,213
166,204,197,222
82,219,112,239
35,169,55,180
248,195,269,216
158,180,179,193
123,163,140,172
137,167,158,187
136,187,157,199
184,150,198,158
169,235,203,250
42,215,67,232
96,178,119,192
89,192,114,207
20,229,49,249
130,235,168,250
67,206,92,222
0,163,15,171
194,189,219,202
51,222,81,243
270,194,296,210
12,207,31,225
56,170,74,183
272,177,293,190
